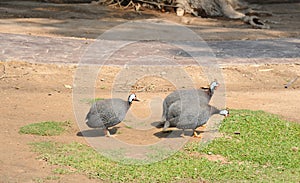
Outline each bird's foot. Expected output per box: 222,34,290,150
104,129,112,137
106,134,117,137
180,134,186,138
179,130,187,138
193,131,202,138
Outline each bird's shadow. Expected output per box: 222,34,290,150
76,127,120,137
153,129,205,138
150,121,164,129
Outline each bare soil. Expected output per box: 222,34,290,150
0,0,299,40
0,1,299,182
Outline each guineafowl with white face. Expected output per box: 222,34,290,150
161,80,219,127
85,93,140,137
165,97,229,137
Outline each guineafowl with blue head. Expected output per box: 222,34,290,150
85,93,140,137
164,95,229,137
161,80,219,128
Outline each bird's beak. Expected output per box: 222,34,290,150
224,108,229,117
134,97,140,102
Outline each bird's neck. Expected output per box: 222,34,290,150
210,106,220,115
208,88,214,97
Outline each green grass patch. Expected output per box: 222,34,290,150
29,110,300,182
203,110,300,167
33,175,60,183
19,121,70,136
52,168,73,175
80,98,104,105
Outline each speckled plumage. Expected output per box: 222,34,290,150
163,90,209,116
161,81,219,127
165,97,228,136
85,94,139,136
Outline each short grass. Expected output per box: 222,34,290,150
80,98,104,105
19,121,70,136
29,110,300,182
33,175,60,183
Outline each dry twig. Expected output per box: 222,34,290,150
0,64,29,79
285,76,299,88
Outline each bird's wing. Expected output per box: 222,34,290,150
176,114,198,129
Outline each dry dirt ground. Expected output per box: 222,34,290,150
0,0,300,40
0,1,300,183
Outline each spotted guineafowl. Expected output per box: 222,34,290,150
85,93,140,137
161,80,219,127
166,97,229,137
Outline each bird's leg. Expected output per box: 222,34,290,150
162,121,171,132
198,125,206,133
180,129,185,138
193,130,202,138
103,129,111,137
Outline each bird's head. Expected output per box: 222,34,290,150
219,108,229,117
128,93,140,104
210,80,219,91
204,80,219,97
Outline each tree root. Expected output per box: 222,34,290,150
243,15,270,29
97,0,273,29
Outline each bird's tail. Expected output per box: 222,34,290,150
85,111,102,128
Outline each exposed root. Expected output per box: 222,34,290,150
108,0,124,8
95,0,272,29
243,15,270,29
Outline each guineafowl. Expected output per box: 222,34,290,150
165,97,229,137
85,93,140,137
161,80,219,127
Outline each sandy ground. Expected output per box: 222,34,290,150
0,1,299,40
0,1,300,182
